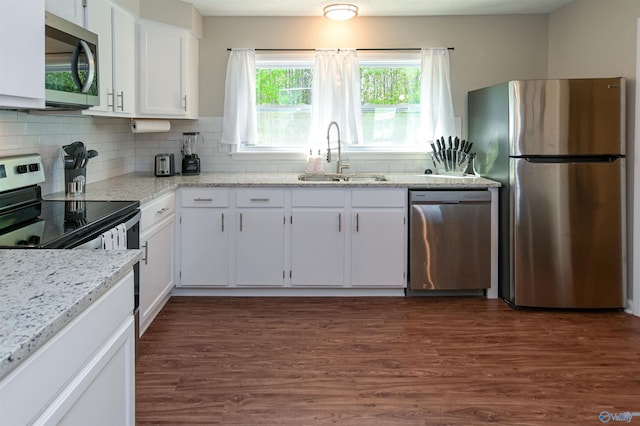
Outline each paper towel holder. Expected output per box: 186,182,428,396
130,118,171,134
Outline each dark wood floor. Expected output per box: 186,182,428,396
136,297,640,425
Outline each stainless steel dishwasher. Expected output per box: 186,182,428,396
408,190,491,292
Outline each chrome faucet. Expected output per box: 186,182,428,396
326,121,350,174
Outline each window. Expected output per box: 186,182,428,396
358,52,421,149
243,52,424,152
249,54,314,151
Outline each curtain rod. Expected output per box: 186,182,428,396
226,47,454,52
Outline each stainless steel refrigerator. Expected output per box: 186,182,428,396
468,78,626,308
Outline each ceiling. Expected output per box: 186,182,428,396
179,0,577,17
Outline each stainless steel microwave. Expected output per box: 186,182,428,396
44,12,99,109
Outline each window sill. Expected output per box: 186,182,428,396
230,150,429,161
230,151,308,161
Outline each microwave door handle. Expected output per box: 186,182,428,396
71,40,96,94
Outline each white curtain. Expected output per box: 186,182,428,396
309,49,363,146
419,48,456,143
221,49,258,145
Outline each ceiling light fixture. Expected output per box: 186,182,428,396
323,4,358,21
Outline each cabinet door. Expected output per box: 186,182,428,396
112,5,135,115
0,0,45,109
137,19,187,116
45,0,84,26
235,210,285,286
37,318,135,426
291,210,345,286
140,214,175,333
351,210,406,287
179,208,229,287
85,0,112,113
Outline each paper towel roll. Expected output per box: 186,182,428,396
130,119,171,133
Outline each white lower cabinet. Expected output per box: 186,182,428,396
0,272,135,426
235,189,286,286
291,189,346,286
351,189,407,287
179,188,230,287
176,186,407,291
139,192,175,335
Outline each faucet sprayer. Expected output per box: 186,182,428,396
326,121,350,174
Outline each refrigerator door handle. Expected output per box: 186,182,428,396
520,155,620,164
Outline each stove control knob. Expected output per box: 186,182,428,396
16,164,28,174
29,163,40,172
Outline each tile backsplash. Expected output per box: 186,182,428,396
0,111,430,196
0,111,135,195
134,116,431,175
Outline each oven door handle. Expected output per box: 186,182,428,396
124,210,141,230
73,209,141,250
73,234,103,250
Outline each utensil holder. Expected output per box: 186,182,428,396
65,168,86,196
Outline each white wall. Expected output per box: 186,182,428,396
200,15,549,119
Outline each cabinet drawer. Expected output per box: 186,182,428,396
141,192,175,230
236,189,284,208
352,189,406,208
181,188,229,208
292,189,345,207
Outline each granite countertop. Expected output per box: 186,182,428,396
45,172,501,205
0,249,142,381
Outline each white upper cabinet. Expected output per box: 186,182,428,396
86,0,136,116
45,0,85,27
111,6,136,115
137,19,199,118
0,0,45,109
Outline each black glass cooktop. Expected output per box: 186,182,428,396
0,199,139,248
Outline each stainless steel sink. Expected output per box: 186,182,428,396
298,172,388,182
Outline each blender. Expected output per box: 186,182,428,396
181,132,201,175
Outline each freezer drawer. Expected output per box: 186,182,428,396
511,158,625,308
409,191,491,291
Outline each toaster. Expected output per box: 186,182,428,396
155,153,175,176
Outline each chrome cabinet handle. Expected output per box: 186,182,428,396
183,95,187,111
239,213,243,232
250,198,270,202
117,91,124,111
107,90,114,109
194,197,213,202
221,213,225,232
338,213,342,232
356,213,360,232
156,207,170,215
141,241,149,265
